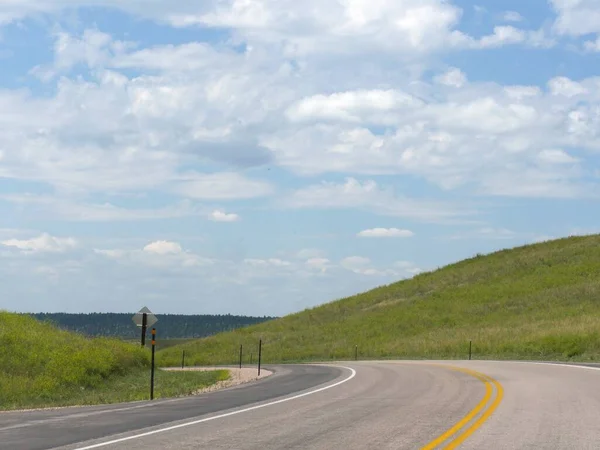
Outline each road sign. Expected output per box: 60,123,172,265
132,307,158,328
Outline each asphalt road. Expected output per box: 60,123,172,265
4,361,600,449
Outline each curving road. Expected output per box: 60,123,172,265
3,361,600,449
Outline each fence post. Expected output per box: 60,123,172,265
239,344,243,369
469,340,472,361
258,339,262,376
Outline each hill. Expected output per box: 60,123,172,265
0,313,228,410
27,313,277,339
157,234,600,366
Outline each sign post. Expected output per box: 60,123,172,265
150,328,156,400
132,307,158,347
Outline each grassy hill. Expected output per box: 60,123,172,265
0,313,228,410
157,234,600,366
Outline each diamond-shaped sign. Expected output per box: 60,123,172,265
132,306,158,327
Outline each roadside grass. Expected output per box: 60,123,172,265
122,338,196,350
0,313,229,411
157,234,600,366
1,368,230,411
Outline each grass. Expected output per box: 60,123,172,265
122,338,197,350
157,234,600,366
0,313,229,411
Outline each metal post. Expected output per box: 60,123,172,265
150,328,156,400
258,339,262,376
239,344,243,369
250,353,253,365
469,340,472,361
355,345,358,361
141,313,147,347
181,349,185,369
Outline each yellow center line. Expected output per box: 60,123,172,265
419,364,503,450
443,371,504,449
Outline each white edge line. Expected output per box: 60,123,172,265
73,366,357,450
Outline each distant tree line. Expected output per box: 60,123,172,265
27,313,278,339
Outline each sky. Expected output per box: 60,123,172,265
1,0,599,316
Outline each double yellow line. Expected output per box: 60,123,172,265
421,365,504,449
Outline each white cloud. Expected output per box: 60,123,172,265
244,258,291,267
434,68,467,88
504,85,541,100
1,233,77,253
480,167,593,199
209,210,240,222
172,172,273,200
476,26,526,48
503,11,524,22
284,178,473,223
304,257,332,273
143,240,183,255
340,256,372,274
548,77,588,97
31,29,135,81
97,240,213,268
584,36,600,52
357,228,414,238
286,89,423,123
550,0,600,36
537,149,578,164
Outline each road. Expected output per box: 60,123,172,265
3,361,600,449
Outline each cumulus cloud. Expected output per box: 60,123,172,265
209,210,240,222
143,240,183,255
550,0,600,36
304,257,332,273
1,233,77,253
286,89,423,123
357,228,414,238
434,68,467,88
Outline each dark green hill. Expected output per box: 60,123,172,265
157,234,600,366
26,313,277,339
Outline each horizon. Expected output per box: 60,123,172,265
1,1,599,316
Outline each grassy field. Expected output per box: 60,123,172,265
157,234,600,366
0,313,229,410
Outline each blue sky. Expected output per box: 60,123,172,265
1,0,599,316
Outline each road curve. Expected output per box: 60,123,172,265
4,361,600,449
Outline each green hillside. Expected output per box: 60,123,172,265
0,313,228,410
157,234,600,366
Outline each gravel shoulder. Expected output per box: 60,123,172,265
163,367,273,394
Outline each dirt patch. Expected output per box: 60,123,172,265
163,367,272,394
